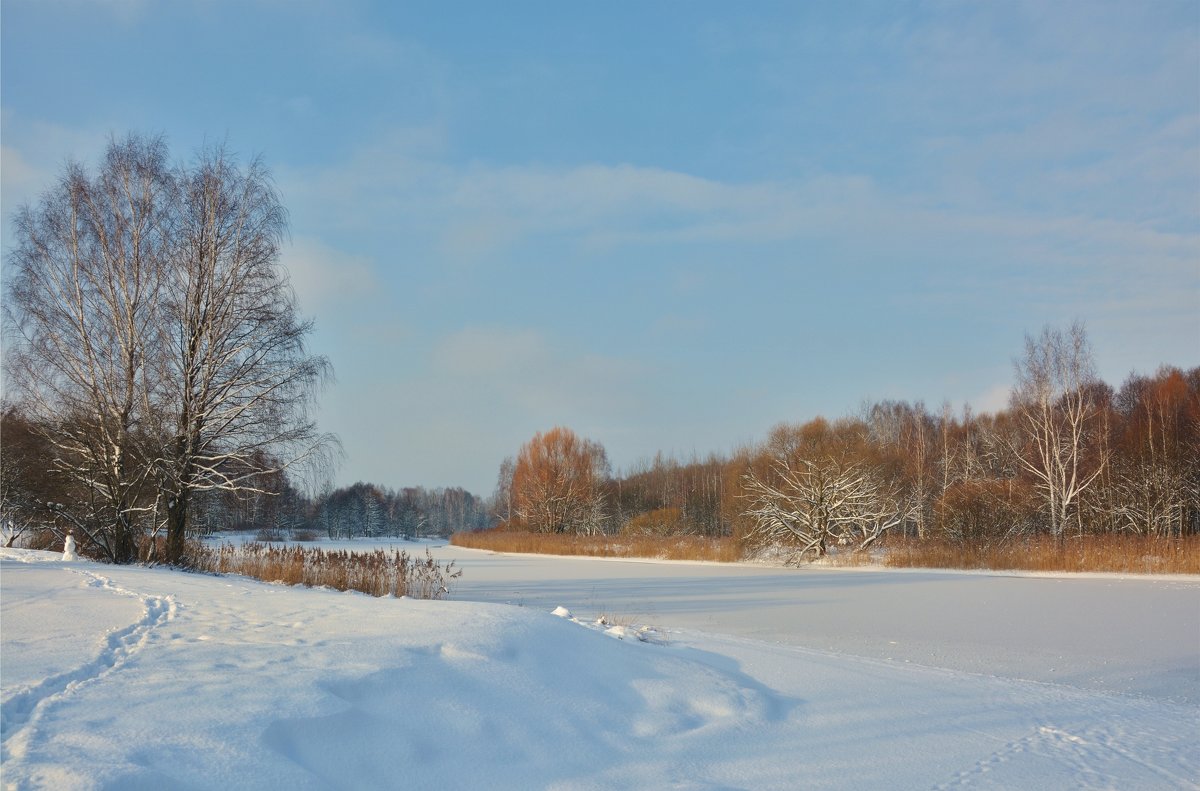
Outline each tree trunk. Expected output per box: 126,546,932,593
166,488,189,565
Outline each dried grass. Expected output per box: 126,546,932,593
188,542,462,599
879,534,1200,575
453,530,1199,575
450,531,742,563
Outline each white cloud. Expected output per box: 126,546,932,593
290,125,1196,266
0,144,44,214
282,130,1198,370
435,327,548,377
281,236,381,314
971,384,1012,415
431,326,645,420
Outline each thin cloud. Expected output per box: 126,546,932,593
432,326,646,419
282,236,382,313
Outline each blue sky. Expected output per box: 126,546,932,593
3,0,1198,496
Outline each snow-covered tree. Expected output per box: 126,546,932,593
742,453,913,562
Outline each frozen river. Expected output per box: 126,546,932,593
434,543,1200,704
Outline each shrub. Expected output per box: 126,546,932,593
621,507,687,537
934,479,1039,542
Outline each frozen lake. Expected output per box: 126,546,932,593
434,543,1200,704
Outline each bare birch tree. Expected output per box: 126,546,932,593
1109,367,1200,536
867,400,934,539
1008,322,1107,538
492,455,516,526
156,146,334,564
4,136,173,561
5,135,335,564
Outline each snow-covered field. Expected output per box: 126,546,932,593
2,543,1197,790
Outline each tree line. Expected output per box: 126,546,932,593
491,324,1198,561
1,401,490,548
311,482,491,540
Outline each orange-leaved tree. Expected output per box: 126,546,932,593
509,427,610,535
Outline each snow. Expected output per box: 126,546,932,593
436,542,1200,704
2,544,1197,790
60,535,76,562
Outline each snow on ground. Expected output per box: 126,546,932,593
432,542,1200,705
1,544,1197,790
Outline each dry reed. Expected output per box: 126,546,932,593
450,531,742,563
188,542,462,599
453,530,1198,575
878,534,1200,575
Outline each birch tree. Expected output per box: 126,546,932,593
157,146,333,564
5,135,335,564
1109,367,1200,536
1008,322,1107,538
5,136,173,561
492,455,516,526
868,400,934,539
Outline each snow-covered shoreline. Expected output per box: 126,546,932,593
204,531,1200,582
3,546,1197,789
443,540,1200,582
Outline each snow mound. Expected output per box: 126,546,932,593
548,607,667,644
1,554,773,790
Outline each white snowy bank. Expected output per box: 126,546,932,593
1,547,1196,789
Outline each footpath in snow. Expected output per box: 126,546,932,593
1,545,1197,790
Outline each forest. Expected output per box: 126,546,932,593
479,324,1198,567
5,314,1197,570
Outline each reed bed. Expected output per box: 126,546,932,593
877,534,1200,575
454,530,1198,575
189,542,462,599
450,531,742,563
